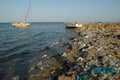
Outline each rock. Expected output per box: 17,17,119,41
12,76,19,80
32,22,120,80
97,55,103,62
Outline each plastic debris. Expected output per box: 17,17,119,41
76,75,88,80
37,61,42,66
92,67,117,74
42,55,47,58
77,57,83,61
62,53,67,57
28,22,120,80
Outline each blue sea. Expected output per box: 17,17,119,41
0,22,75,80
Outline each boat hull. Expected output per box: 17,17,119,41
66,24,83,28
12,22,31,27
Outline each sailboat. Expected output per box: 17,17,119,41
12,0,32,27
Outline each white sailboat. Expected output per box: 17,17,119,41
12,0,32,27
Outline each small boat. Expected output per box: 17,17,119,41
12,22,31,27
66,23,83,28
12,0,32,27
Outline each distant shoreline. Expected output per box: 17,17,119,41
0,21,120,24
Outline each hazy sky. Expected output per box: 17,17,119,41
0,0,120,22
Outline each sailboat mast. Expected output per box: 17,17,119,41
25,0,32,22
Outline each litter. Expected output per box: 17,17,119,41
76,75,88,80
92,67,117,74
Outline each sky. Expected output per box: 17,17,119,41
0,0,120,22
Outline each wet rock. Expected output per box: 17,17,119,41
12,76,19,80
50,68,61,80
69,37,75,40
58,74,76,80
45,46,50,50
73,65,80,71
97,55,103,62
68,43,73,50
63,43,69,46
116,35,120,40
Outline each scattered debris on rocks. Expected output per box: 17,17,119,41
29,22,120,80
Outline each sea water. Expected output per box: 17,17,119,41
0,22,75,79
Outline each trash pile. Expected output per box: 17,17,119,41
29,22,120,80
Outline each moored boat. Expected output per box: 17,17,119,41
12,0,32,27
12,22,31,27
66,23,83,28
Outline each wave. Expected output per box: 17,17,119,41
0,50,31,63
0,43,30,63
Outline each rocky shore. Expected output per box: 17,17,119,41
28,22,120,80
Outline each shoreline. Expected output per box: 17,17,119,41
21,22,120,80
